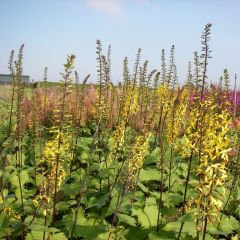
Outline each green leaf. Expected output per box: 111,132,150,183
163,221,181,232
104,195,131,217
11,169,30,188
139,169,160,182
98,168,112,179
50,232,68,240
132,197,158,228
97,231,110,240
25,216,46,227
148,230,177,240
218,215,240,235
94,193,110,209
144,148,160,166
61,207,86,233
125,227,149,240
26,230,67,240
28,225,49,232
197,232,214,240
162,193,182,207
137,182,149,193
0,212,10,229
163,220,196,238
56,200,76,211
0,213,11,238
132,208,149,228
62,182,79,198
180,211,195,222
73,224,107,239
26,231,44,240
161,206,178,218
117,213,137,227
182,222,196,237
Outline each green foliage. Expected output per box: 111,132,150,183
0,25,239,239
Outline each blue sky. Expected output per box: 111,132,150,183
0,0,239,86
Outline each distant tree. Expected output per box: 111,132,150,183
223,68,230,94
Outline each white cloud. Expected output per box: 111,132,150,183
85,0,150,19
86,0,124,18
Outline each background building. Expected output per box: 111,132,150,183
0,74,30,85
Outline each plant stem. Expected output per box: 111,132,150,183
177,151,194,240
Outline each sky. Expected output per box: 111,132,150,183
0,0,240,86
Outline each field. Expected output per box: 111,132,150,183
0,24,240,240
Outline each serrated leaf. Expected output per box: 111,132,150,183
11,169,30,188
26,230,44,240
105,196,131,217
56,200,76,211
25,216,45,227
61,207,86,234
218,215,240,235
161,206,178,217
139,169,160,182
148,230,177,240
73,224,107,239
144,148,160,166
162,193,182,207
198,232,214,240
163,221,196,237
0,212,10,229
132,208,149,228
182,222,196,237
132,197,158,228
50,232,68,240
26,230,67,240
118,213,137,227
95,193,110,208
62,182,79,198
163,221,181,232
98,168,112,179
138,182,149,193
125,227,149,240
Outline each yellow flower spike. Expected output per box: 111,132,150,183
43,209,48,216
32,199,39,207
126,131,151,188
3,207,12,215
14,214,21,221
181,97,231,231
